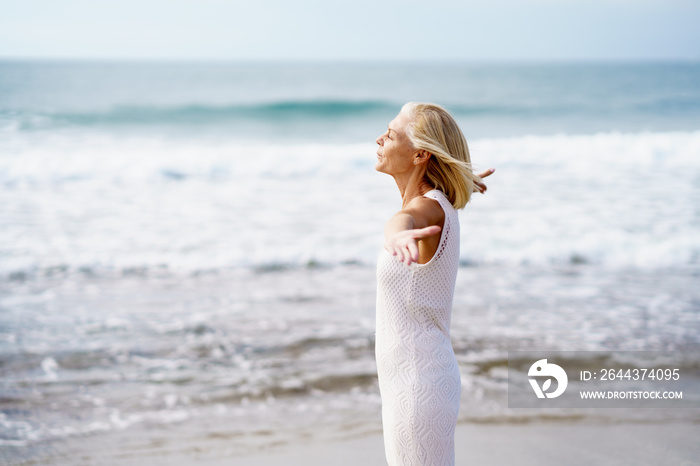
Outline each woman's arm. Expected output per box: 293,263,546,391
474,168,495,194
384,197,443,266
384,217,441,266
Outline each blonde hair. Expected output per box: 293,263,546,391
402,102,480,209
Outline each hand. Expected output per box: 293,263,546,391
384,225,441,266
474,168,496,194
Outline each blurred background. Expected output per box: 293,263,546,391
1,1,699,464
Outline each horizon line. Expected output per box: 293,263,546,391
1,56,699,65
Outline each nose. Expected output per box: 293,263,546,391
376,133,385,146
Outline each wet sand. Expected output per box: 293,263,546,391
224,422,700,466
36,421,700,466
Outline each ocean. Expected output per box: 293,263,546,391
1,60,699,462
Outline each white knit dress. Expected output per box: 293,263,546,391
375,190,461,466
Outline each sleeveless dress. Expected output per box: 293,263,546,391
375,189,462,466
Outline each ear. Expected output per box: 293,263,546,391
414,150,431,165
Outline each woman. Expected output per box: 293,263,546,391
375,102,494,466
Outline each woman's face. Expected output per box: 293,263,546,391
375,111,416,176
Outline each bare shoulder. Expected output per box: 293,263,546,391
403,195,445,229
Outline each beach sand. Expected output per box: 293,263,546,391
37,421,700,466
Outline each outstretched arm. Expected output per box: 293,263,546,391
384,201,443,266
385,223,441,266
474,168,496,194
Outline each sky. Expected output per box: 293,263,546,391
0,0,698,61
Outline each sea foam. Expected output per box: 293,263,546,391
1,130,699,277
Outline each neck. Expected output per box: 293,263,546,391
393,167,433,209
